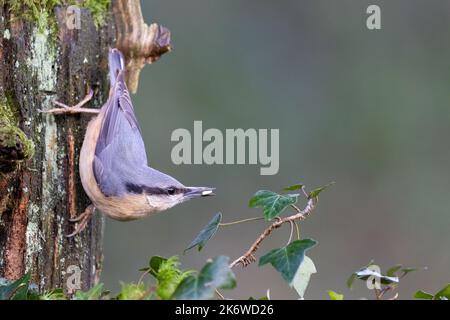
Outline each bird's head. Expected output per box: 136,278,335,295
126,169,214,213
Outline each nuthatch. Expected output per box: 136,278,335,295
46,48,214,236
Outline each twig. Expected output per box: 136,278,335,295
229,197,317,269
219,217,265,226
215,289,225,300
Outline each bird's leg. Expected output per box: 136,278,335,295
41,88,100,115
66,204,96,238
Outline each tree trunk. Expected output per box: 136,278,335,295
0,3,113,293
0,0,170,295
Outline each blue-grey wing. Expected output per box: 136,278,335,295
94,71,149,196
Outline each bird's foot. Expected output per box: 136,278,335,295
40,88,99,115
66,204,96,238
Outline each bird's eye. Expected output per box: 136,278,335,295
167,187,176,195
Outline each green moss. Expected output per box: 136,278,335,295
1,0,60,34
155,257,195,300
0,100,35,161
78,0,111,28
0,126,35,159
1,0,111,32
0,101,17,126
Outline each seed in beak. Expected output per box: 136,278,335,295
202,190,213,196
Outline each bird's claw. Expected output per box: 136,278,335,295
40,88,98,115
66,205,96,238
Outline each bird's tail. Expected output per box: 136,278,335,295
108,48,125,86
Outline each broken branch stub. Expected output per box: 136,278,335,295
112,0,172,93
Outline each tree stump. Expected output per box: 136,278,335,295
0,3,112,293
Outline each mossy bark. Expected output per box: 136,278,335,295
0,3,114,293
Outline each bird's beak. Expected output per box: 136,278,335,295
184,187,216,199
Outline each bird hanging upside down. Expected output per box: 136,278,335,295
45,49,214,237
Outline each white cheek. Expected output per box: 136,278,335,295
146,195,179,212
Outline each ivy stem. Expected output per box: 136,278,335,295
286,221,294,246
229,197,317,269
294,220,300,240
219,217,265,226
374,288,382,300
300,186,309,198
137,269,151,285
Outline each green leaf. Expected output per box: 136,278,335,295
328,290,344,300
249,190,298,221
386,264,403,277
185,212,222,252
139,255,168,277
0,272,30,300
385,265,418,278
435,284,450,300
347,260,374,289
248,296,269,300
151,256,168,273
414,290,434,300
355,268,399,285
38,289,66,300
401,267,418,275
117,283,150,300
290,256,317,298
308,182,335,199
172,256,236,300
283,184,304,191
414,284,450,300
346,274,358,290
259,239,317,283
74,283,107,300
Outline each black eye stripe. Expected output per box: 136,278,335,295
125,183,184,195
125,183,144,194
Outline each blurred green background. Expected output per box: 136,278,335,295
101,0,450,299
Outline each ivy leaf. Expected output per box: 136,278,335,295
308,182,335,199
414,290,434,300
185,212,222,252
290,256,317,298
400,267,418,275
74,283,108,300
414,284,450,300
386,264,418,278
347,260,374,289
283,184,304,192
328,290,344,300
259,239,317,283
435,284,450,300
346,274,358,290
386,264,403,277
355,268,399,285
249,190,298,221
0,272,30,300
139,256,168,277
117,283,151,300
172,256,236,300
